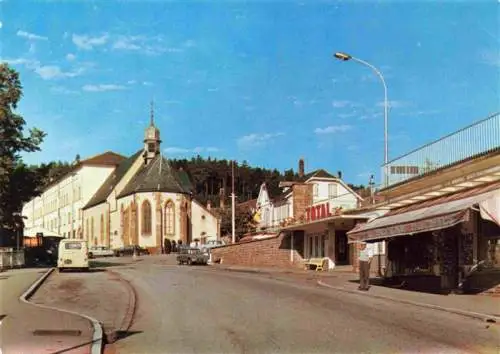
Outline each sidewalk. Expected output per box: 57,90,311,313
0,268,95,354
29,267,136,345
211,263,500,323
213,263,355,278
319,276,500,322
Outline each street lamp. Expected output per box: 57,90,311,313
12,212,26,250
333,52,389,187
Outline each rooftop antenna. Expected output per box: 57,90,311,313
369,174,375,204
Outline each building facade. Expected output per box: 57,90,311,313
348,113,500,292
81,113,220,253
22,152,126,239
23,110,220,254
254,160,363,231
248,160,372,269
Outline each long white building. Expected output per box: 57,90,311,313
22,152,125,239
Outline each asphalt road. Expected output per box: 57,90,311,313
108,260,499,354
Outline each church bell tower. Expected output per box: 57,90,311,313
143,101,161,165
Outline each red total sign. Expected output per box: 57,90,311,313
305,202,333,222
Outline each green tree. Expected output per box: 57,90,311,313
0,63,46,229
219,206,257,241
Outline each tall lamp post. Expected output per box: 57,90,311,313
231,160,236,244
333,52,389,187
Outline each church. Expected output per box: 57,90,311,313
22,106,221,254
82,109,221,253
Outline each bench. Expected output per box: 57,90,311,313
304,257,328,271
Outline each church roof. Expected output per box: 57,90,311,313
83,150,142,210
117,154,192,198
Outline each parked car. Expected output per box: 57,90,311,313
88,246,114,259
57,239,89,272
176,247,209,265
199,239,225,252
114,245,149,257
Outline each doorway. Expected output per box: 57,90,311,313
335,230,349,265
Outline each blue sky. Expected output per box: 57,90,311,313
1,0,498,187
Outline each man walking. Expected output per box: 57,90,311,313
358,242,374,291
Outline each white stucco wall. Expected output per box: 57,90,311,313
83,203,108,246
191,200,219,241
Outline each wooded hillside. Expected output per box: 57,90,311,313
35,154,369,207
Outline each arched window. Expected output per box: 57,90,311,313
100,214,104,244
164,200,175,235
142,200,152,235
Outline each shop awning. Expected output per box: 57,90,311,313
348,184,500,243
24,226,62,238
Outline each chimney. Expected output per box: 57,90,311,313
298,158,305,178
207,200,211,210
338,171,342,179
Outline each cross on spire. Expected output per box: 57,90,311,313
150,100,155,126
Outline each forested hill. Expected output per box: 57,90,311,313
170,156,296,205
33,155,368,206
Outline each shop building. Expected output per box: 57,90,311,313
254,159,363,231
348,113,500,292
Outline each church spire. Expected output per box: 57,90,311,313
143,100,161,165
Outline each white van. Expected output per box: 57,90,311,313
57,239,89,272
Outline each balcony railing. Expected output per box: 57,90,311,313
382,112,500,188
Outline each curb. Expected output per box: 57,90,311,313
106,269,137,334
317,280,500,324
20,268,104,354
213,265,354,280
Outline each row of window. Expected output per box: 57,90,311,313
263,206,291,227
34,210,81,228
85,214,108,244
63,230,77,238
312,183,339,198
140,200,176,235
30,187,82,218
81,200,177,242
